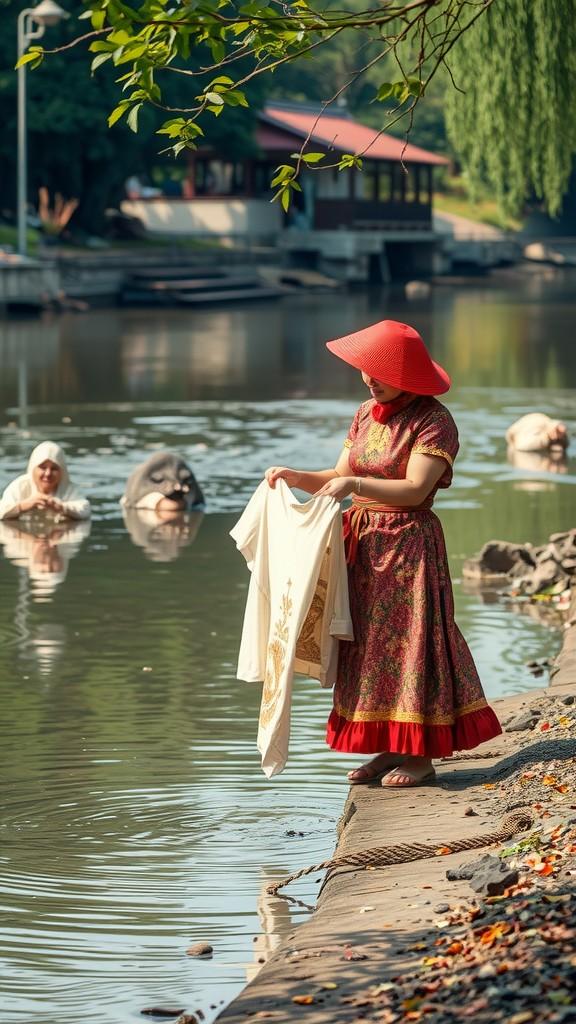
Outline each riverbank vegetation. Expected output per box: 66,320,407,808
3,0,575,237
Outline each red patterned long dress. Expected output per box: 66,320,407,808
326,396,502,758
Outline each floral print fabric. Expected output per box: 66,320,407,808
327,397,502,757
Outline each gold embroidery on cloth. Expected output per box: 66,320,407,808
412,445,453,466
295,549,329,666
333,697,488,726
260,580,292,728
364,421,391,459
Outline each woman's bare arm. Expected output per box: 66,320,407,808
265,448,352,494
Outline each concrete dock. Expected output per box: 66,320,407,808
218,609,576,1023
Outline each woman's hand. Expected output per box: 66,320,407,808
19,495,60,513
264,466,302,489
316,476,356,501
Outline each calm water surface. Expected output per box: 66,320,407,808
1,272,575,1023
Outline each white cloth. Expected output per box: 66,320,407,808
231,479,353,777
0,442,90,521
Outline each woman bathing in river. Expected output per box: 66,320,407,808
266,320,501,788
0,442,90,522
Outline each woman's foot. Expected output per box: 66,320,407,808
347,753,405,785
381,757,435,788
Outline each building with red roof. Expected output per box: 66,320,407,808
123,102,450,279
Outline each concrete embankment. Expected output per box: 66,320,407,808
218,599,576,1024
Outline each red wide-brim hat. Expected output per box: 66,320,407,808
326,319,450,395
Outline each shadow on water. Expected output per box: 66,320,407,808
0,274,575,1022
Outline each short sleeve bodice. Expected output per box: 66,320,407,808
343,397,459,506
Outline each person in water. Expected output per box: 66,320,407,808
0,442,90,521
265,320,502,788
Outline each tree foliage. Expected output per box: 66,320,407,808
19,0,489,210
444,0,576,217
11,0,576,218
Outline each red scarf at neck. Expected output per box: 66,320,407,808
371,391,416,424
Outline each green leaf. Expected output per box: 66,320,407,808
270,164,295,187
406,76,422,97
89,40,116,53
281,187,291,212
114,42,150,65
127,103,142,132
204,91,225,105
208,39,225,63
91,9,107,30
299,152,325,164
15,47,44,69
375,82,396,102
108,102,130,127
91,52,112,73
208,75,234,88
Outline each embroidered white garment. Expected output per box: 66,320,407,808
231,479,353,777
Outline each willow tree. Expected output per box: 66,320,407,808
18,0,576,214
444,0,576,216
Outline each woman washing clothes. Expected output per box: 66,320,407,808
265,320,501,788
0,442,90,521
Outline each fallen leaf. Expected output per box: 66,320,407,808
292,995,315,1005
558,716,571,727
321,982,338,990
435,846,453,855
482,783,497,789
542,775,557,786
543,893,571,904
445,941,464,955
555,784,569,794
540,722,550,732
402,997,422,1011
478,921,511,946
343,948,368,961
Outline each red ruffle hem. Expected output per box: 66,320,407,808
326,704,502,759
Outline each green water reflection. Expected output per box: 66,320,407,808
0,273,575,1024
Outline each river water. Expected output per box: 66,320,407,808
1,270,575,1024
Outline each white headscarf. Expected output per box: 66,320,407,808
0,442,90,520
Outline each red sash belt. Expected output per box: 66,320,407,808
343,498,430,565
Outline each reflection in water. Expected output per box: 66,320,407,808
1,272,575,408
507,445,569,474
122,506,204,562
245,871,298,983
0,516,91,601
0,277,575,1024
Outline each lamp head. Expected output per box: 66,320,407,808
31,0,69,26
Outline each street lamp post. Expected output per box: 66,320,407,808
17,0,69,258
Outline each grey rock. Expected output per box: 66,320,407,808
433,903,450,914
446,865,475,882
186,942,213,957
462,541,535,580
561,695,575,705
505,710,539,732
466,854,519,896
522,557,568,596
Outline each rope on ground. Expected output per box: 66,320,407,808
266,810,532,895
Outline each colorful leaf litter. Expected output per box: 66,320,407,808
333,705,576,1024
